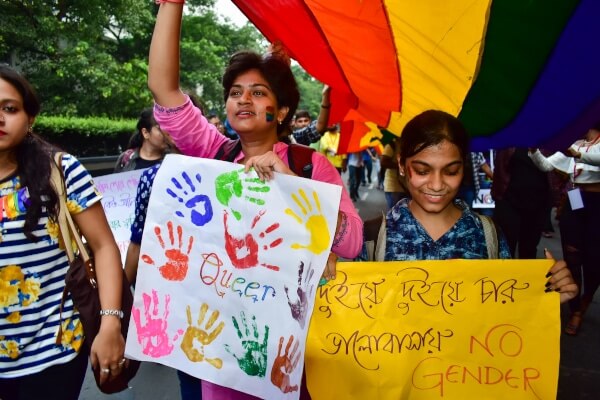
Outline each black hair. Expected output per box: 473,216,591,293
222,51,300,135
295,110,310,120
399,110,469,166
0,65,58,241
126,107,157,149
592,121,600,131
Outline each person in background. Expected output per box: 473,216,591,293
0,65,126,399
361,148,375,185
147,3,363,398
346,151,363,202
291,86,331,145
380,139,408,209
319,124,345,174
114,107,170,172
458,151,494,211
207,113,225,135
359,110,576,304
491,148,551,259
528,122,600,335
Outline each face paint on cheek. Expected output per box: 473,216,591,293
265,106,275,122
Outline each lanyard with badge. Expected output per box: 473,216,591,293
568,136,600,210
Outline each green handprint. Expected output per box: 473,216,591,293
224,311,269,377
285,189,330,254
215,169,270,220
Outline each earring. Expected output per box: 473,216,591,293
399,170,405,176
277,120,282,125
27,126,33,136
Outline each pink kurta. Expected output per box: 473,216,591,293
154,96,363,399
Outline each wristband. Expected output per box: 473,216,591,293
100,309,124,319
320,104,330,109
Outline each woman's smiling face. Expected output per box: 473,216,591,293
0,77,32,153
225,68,287,136
399,139,464,216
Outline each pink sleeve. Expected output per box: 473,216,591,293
311,152,364,259
153,96,230,158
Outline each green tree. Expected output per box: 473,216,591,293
292,64,325,120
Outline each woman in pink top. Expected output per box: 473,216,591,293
148,2,363,399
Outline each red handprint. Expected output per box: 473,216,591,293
142,221,193,281
270,335,301,393
223,210,282,271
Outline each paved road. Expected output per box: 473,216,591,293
80,180,600,399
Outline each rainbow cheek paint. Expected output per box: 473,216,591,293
265,106,275,122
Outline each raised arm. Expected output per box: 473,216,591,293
148,2,187,108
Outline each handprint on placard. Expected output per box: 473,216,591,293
284,261,315,329
224,312,269,377
270,335,301,394
141,221,193,281
180,303,225,369
215,169,270,220
132,289,175,358
166,171,213,226
223,210,282,271
285,189,330,254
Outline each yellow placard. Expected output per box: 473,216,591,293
306,260,559,400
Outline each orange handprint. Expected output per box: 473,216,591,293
285,189,330,254
270,335,301,393
180,303,225,369
141,221,193,281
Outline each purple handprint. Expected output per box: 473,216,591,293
284,261,315,328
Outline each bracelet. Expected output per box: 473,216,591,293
155,0,185,4
321,104,331,109
100,309,124,319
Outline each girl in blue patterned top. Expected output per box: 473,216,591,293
366,110,577,303
0,66,127,399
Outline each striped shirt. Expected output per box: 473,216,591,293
0,153,101,377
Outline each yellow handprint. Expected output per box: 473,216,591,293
285,189,330,254
180,303,225,369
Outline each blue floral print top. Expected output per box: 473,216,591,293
384,198,511,261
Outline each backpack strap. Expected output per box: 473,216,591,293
215,139,242,162
287,143,314,179
363,212,387,261
478,214,499,259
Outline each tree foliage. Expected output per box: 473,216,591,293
1,0,322,126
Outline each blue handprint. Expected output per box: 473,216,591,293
166,171,213,226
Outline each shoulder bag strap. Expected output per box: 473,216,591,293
51,152,95,285
478,214,499,259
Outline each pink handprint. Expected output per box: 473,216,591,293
141,221,194,281
223,210,282,271
132,289,177,358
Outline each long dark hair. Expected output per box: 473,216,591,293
0,65,59,241
127,107,157,149
222,51,300,135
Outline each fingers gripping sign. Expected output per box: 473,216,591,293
224,312,269,377
270,335,301,394
285,189,330,254
180,303,225,369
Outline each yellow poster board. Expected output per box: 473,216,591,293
306,260,559,400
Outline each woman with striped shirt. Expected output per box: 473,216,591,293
0,66,126,399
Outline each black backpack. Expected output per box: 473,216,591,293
214,139,315,179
